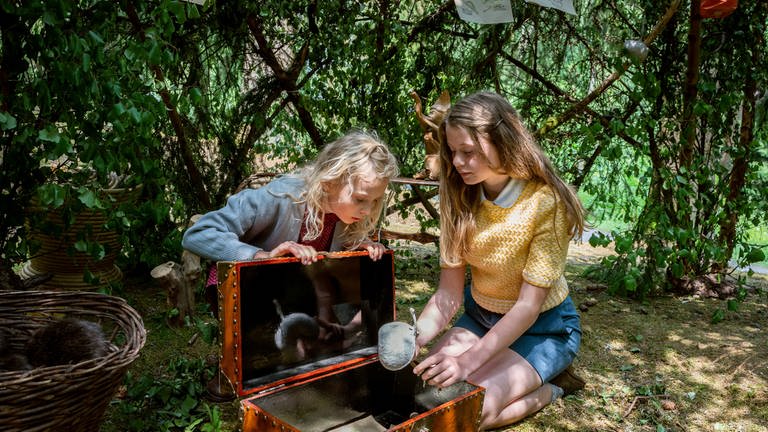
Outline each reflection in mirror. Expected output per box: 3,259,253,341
239,253,394,390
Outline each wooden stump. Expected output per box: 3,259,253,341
151,261,195,326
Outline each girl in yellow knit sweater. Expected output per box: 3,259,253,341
413,92,586,430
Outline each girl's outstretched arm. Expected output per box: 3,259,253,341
414,267,465,347
416,281,548,388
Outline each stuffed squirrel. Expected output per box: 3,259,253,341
0,318,109,371
410,90,451,181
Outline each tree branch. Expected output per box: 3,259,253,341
716,27,760,268
246,14,324,148
500,50,643,187
124,1,211,209
535,0,682,137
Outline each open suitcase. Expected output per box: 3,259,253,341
212,250,484,431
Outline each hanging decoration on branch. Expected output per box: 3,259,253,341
526,0,577,15
453,0,577,25
454,0,514,24
700,0,738,19
624,40,650,63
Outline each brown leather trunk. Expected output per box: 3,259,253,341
214,251,484,431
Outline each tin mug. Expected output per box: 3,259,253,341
378,307,418,371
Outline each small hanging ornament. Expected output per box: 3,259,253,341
700,0,738,19
624,40,649,63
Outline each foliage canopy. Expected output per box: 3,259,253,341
1,0,766,298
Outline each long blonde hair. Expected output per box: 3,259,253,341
300,129,399,247
438,92,585,266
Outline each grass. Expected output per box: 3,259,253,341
102,239,768,431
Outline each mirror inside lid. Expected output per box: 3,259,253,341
223,251,395,394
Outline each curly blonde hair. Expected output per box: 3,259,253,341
298,129,399,248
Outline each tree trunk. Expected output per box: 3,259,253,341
124,1,211,210
680,0,702,169
715,39,760,272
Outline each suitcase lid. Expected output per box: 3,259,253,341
216,250,396,398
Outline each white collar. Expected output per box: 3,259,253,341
482,178,527,208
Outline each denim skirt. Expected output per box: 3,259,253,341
454,286,582,383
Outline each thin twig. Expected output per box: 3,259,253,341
187,332,199,346
728,355,753,379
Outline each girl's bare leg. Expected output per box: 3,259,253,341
424,328,553,431
469,349,552,430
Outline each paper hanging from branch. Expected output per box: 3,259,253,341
526,0,577,15
454,0,514,24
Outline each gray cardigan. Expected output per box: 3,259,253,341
181,176,347,261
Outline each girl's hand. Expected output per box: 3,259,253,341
255,241,320,265
414,352,470,388
359,240,386,261
316,317,345,342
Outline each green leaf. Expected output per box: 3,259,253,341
184,418,204,431
74,240,89,252
187,3,201,19
168,2,187,23
670,262,683,278
615,236,633,254
42,10,57,25
92,244,106,260
38,127,61,143
189,87,203,104
78,189,103,209
0,112,17,130
181,395,198,413
623,275,637,292
711,308,725,324
88,30,104,45
112,103,126,116
148,41,162,64
38,184,66,208
128,107,141,123
745,247,765,264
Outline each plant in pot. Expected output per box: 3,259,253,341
0,4,168,292
20,162,143,291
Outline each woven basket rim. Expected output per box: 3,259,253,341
0,290,146,384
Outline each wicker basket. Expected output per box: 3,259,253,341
20,184,143,291
0,290,146,432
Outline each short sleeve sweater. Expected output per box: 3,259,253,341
464,180,571,313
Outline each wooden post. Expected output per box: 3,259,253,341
150,214,203,326
151,261,195,326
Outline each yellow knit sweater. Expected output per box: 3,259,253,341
463,181,571,313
